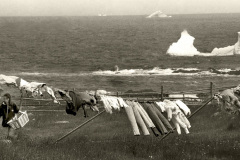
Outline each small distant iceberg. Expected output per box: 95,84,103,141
146,10,171,18
98,14,107,17
167,30,200,56
167,31,240,57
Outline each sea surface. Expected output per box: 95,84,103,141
0,14,240,93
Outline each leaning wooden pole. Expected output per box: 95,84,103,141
55,110,106,143
159,96,214,141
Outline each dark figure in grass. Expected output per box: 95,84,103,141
0,93,19,140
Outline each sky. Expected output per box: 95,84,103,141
0,0,240,16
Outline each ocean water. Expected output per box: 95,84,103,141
0,14,240,93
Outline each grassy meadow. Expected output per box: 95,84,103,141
0,101,240,160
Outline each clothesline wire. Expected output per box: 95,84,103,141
110,85,236,96
166,88,210,94
213,85,237,90
159,97,214,141
167,84,237,95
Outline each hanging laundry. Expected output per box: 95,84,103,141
127,101,150,135
162,99,191,135
39,86,59,104
16,78,59,104
107,96,121,111
140,102,168,135
175,100,191,116
125,101,140,136
58,90,98,117
0,74,19,86
162,100,180,121
134,102,155,128
16,78,47,95
155,101,166,112
95,90,112,96
117,97,129,108
15,78,29,89
151,103,173,132
99,96,128,114
134,102,159,137
178,111,191,129
99,96,113,114
171,114,189,135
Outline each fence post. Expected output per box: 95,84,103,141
161,86,164,101
183,93,185,102
19,90,24,110
210,82,213,98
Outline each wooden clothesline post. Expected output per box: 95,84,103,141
161,86,164,101
183,93,185,103
210,82,213,99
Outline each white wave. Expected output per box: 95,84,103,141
17,72,89,77
14,67,240,77
218,68,233,72
93,67,187,76
92,67,212,76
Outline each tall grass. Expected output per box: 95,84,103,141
0,104,240,160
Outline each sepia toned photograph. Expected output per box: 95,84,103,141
0,0,240,159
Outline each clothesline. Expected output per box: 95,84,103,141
54,96,214,143
53,85,239,142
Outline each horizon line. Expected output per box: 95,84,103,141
0,12,240,17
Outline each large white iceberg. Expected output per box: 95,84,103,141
167,31,240,57
210,45,234,56
146,10,171,18
234,32,240,55
208,32,240,56
167,30,200,56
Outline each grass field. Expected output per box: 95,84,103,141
1,101,240,160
